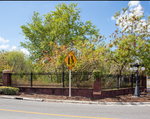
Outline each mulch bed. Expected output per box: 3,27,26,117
19,92,150,102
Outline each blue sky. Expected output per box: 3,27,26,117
0,1,150,55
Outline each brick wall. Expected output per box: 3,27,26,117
17,86,145,99
93,87,145,99
18,87,94,98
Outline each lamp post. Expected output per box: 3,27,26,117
130,60,145,97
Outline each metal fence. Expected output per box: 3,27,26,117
9,72,142,90
101,74,141,90
11,72,94,88
0,72,2,85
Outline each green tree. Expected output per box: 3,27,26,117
35,35,106,73
0,50,12,72
106,34,148,76
73,37,106,72
20,3,100,60
105,4,150,75
1,50,34,73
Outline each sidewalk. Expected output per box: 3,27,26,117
1,94,150,106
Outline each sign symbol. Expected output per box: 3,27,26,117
68,56,74,65
68,56,70,65
71,56,74,64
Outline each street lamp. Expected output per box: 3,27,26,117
130,60,145,97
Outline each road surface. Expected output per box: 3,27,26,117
0,98,150,119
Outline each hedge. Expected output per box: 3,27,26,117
0,86,19,95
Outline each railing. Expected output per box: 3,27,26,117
101,74,141,91
9,72,142,90
11,72,94,88
68,72,94,88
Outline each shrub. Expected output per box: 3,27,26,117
92,70,103,79
0,86,19,95
80,71,89,81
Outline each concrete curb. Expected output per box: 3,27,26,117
1,95,150,106
43,99,150,105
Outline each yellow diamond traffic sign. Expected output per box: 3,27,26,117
64,51,77,70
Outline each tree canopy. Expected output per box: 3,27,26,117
20,3,100,60
107,4,150,75
0,50,34,73
1,2,149,77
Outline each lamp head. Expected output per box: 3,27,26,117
141,67,145,71
129,67,133,71
133,67,138,71
135,60,139,64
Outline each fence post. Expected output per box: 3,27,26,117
131,74,133,88
31,72,32,87
117,75,119,89
51,74,52,81
2,70,11,86
62,71,64,88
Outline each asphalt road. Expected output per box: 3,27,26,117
0,99,150,119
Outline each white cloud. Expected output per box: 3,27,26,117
113,1,148,34
128,1,140,8
10,46,30,55
0,36,9,43
21,48,30,55
133,4,144,16
12,46,17,50
0,44,9,49
111,16,115,20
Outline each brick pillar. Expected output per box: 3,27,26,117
2,70,12,86
93,78,101,98
93,78,101,92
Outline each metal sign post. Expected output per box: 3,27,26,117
69,69,71,97
64,51,77,97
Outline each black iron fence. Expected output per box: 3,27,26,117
11,72,94,88
0,72,2,85
3,72,142,90
101,74,141,90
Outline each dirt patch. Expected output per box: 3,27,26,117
19,92,150,102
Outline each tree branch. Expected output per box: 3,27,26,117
105,59,119,64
